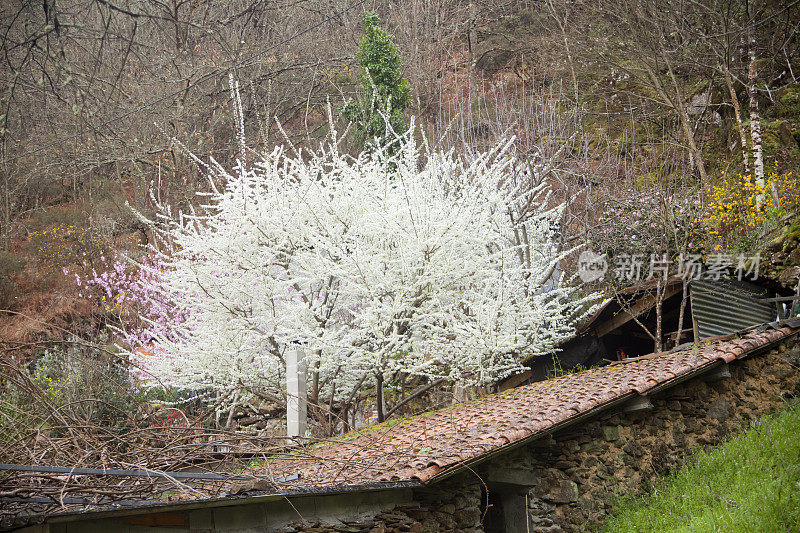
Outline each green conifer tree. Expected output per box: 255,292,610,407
344,12,411,152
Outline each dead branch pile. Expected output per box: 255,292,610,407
0,350,294,528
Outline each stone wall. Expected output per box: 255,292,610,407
479,338,800,532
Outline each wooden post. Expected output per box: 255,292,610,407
690,294,700,343
286,345,307,438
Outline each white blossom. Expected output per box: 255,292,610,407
133,121,598,404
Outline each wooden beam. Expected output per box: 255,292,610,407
125,512,187,527
485,465,541,487
701,364,731,382
623,395,653,413
757,296,800,303
593,283,683,338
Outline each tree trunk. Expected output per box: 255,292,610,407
1,170,9,252
546,0,578,106
468,1,478,105
748,2,765,207
225,391,240,430
385,378,445,419
310,357,321,411
664,61,709,186
654,277,664,353
375,372,385,423
771,181,780,207
468,1,477,72
341,405,350,434
675,278,689,348
724,66,750,174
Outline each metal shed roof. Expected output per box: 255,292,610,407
691,279,776,339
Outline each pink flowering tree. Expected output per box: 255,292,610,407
592,189,703,262
68,252,186,383
589,186,704,352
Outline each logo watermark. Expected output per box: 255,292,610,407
578,250,608,283
578,251,760,282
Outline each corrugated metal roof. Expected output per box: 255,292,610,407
691,279,775,339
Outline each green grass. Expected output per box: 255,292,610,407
602,402,800,533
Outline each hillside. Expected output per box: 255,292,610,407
602,401,800,532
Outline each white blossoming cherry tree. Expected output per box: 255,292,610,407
132,116,597,430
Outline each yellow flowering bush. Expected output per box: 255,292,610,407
33,358,60,403
28,223,106,276
701,171,798,248
771,170,800,209
99,291,126,313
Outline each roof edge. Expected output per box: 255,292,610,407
13,480,423,529
426,326,800,485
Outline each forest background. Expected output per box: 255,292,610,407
2,0,800,472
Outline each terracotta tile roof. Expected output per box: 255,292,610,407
256,324,797,488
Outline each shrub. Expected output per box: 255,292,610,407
30,343,139,427
69,252,180,350
29,206,86,230
592,189,703,260
701,171,799,250
28,223,107,276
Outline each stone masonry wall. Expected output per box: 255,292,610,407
482,337,800,532
290,479,483,533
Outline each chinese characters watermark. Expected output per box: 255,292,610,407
578,251,760,283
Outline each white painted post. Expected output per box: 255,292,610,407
286,345,307,439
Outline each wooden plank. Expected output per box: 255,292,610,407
125,511,187,527
701,364,731,381
499,369,533,392
623,395,653,413
593,283,683,338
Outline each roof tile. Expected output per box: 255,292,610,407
251,325,796,488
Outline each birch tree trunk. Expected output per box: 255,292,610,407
748,2,765,208
655,278,664,353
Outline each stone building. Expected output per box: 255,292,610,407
7,320,800,533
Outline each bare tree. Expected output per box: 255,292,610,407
598,0,711,185
0,0,362,249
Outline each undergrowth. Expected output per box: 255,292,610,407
602,401,800,532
